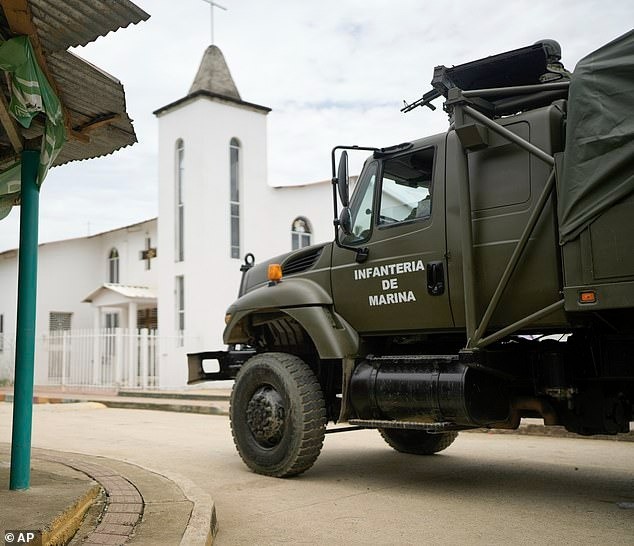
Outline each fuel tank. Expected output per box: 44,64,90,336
349,357,510,426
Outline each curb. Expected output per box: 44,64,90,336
33,450,217,545
99,400,227,416
117,390,230,402
36,453,144,546
42,483,101,545
0,394,229,416
164,471,217,546
1,393,81,405
108,459,219,546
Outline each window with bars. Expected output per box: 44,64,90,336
49,312,72,332
108,248,119,283
291,217,312,250
229,138,241,259
176,139,185,262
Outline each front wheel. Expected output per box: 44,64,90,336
378,428,458,455
230,352,326,477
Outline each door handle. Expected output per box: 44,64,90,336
426,261,445,296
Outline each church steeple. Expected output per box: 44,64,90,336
188,45,241,100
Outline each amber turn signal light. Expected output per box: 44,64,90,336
268,263,283,282
579,291,596,304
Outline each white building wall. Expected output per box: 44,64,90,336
246,182,334,260
0,249,18,380
97,221,157,288
157,97,271,386
35,237,101,384
0,219,157,385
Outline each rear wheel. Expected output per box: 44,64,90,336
230,352,326,477
378,428,458,455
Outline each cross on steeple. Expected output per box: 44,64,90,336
201,0,227,45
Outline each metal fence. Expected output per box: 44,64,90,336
43,328,160,389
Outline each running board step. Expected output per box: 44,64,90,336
348,419,474,432
366,354,459,364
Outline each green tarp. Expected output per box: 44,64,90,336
0,36,66,220
558,30,634,244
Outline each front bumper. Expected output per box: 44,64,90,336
187,348,256,384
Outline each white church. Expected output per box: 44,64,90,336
0,45,334,388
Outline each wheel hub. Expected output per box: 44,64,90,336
246,386,285,447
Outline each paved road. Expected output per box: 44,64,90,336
1,402,633,545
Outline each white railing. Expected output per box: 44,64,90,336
42,328,160,389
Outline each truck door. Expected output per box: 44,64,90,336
330,138,453,334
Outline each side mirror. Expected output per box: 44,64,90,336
337,151,349,207
338,206,352,236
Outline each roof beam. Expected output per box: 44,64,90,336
2,0,88,143
0,86,23,152
74,113,120,135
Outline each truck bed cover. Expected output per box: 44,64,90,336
558,30,634,244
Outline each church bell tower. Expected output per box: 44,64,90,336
153,45,271,386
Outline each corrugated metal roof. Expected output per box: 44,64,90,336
49,50,137,165
19,50,138,166
0,0,149,168
29,0,149,53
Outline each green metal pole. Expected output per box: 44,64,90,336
10,149,40,490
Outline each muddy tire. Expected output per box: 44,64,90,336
230,352,326,477
378,428,458,455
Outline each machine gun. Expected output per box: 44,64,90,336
403,40,571,117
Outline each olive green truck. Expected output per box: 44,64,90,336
189,32,634,477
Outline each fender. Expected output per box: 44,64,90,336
229,277,332,312
224,278,358,358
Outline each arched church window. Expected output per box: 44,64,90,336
229,138,241,259
108,248,119,283
175,139,185,262
291,217,312,250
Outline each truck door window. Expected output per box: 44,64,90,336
343,161,378,244
379,148,434,225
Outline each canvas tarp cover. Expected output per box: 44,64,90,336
558,30,634,244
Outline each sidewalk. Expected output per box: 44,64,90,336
0,386,231,416
0,441,217,545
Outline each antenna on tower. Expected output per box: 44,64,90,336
201,0,227,45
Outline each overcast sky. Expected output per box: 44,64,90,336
0,0,631,251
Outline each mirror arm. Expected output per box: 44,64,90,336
333,217,369,263
330,145,379,264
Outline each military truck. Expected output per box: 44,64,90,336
188,32,634,477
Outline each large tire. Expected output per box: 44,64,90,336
378,428,458,455
230,352,326,477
